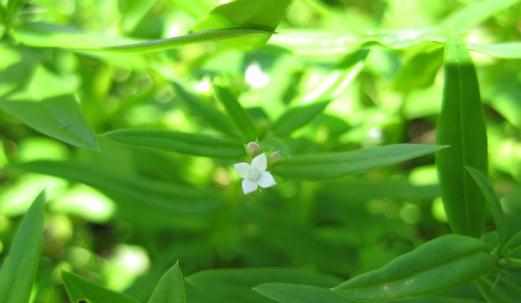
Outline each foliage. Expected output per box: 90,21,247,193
1,0,521,302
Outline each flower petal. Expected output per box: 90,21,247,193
251,153,267,171
234,162,250,178
242,179,258,194
258,171,276,188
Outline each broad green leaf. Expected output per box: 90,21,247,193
0,95,97,149
187,268,341,303
118,0,157,33
440,0,521,34
12,22,271,53
272,144,444,180
436,39,489,236
195,0,290,32
9,161,217,228
466,167,508,247
148,262,186,303
333,235,494,302
105,129,245,159
214,85,257,142
470,43,521,59
0,192,45,303
272,100,330,137
255,284,352,303
172,82,239,137
63,272,139,303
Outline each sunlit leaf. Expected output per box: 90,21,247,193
470,43,521,59
272,100,330,137
148,262,186,303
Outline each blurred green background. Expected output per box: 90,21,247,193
1,0,521,302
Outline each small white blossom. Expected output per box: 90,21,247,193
234,153,276,194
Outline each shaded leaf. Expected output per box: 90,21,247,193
255,283,352,303
148,262,186,303
214,85,257,142
63,272,139,303
0,192,46,303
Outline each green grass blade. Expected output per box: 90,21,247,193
0,192,46,303
436,39,489,236
147,262,186,303
214,85,257,142
333,235,494,301
63,272,139,303
272,144,444,180
440,0,521,34
104,129,245,159
0,95,98,150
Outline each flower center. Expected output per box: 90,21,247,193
247,167,262,181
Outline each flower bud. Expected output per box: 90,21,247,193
245,141,262,156
269,151,282,164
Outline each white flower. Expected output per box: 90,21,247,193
234,153,276,194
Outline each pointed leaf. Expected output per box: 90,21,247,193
148,262,186,303
436,39,489,236
272,101,330,137
0,95,97,149
0,192,46,303
63,272,139,303
272,144,444,180
333,235,494,302
214,85,257,142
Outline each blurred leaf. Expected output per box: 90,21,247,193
9,161,217,228
471,43,521,59
63,272,139,303
118,0,157,33
0,192,45,303
394,46,443,92
477,272,521,303
272,100,330,137
172,82,239,137
147,262,186,303
333,235,494,301
440,0,521,34
214,85,257,142
0,95,97,149
105,129,245,159
436,39,488,236
272,144,443,180
255,284,352,303
466,167,508,247
12,22,272,53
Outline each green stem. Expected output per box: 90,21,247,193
499,257,521,269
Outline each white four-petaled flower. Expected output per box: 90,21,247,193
234,153,276,194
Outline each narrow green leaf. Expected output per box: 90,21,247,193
272,100,330,137
195,0,290,32
272,144,444,180
9,161,217,228
148,262,186,303
5,0,23,27
118,0,157,33
0,95,97,149
436,39,489,236
105,129,245,159
12,23,271,53
477,272,521,303
255,284,353,303
0,192,45,303
440,0,521,34
63,272,139,303
333,235,494,302
172,82,239,137
214,85,257,142
466,167,508,246
470,42,521,59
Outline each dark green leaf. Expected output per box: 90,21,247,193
272,100,330,137
63,272,139,303
436,39,489,236
477,272,521,303
272,144,444,180
105,129,245,159
0,95,97,149
0,192,45,303
148,262,186,303
214,85,257,142
255,283,353,303
333,235,494,302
